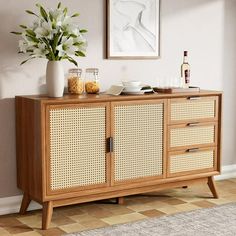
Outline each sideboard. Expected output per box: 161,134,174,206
15,90,222,229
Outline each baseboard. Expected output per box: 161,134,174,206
0,164,236,216
215,164,236,181
0,195,41,216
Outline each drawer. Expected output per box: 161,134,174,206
168,148,216,177
169,96,218,124
168,122,217,151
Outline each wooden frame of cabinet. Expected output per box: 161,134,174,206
15,90,222,230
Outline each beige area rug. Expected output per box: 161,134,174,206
65,203,236,236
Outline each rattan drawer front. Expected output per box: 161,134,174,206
169,149,215,176
49,105,107,191
113,102,164,182
170,97,217,123
170,124,216,150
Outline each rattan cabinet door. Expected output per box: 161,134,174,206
46,103,109,195
112,101,165,184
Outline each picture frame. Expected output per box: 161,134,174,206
107,0,160,59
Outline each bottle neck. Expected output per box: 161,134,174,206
183,56,188,63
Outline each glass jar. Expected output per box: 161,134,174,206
67,68,84,95
85,68,100,94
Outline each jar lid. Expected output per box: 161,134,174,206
86,68,99,74
69,68,82,73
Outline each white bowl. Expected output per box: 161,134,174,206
122,81,141,87
123,86,142,92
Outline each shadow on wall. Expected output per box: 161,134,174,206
0,7,47,99
0,98,21,197
0,9,46,197
0,65,47,99
161,0,214,16
0,10,24,197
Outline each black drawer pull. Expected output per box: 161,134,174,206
187,122,199,127
188,96,201,100
187,148,199,153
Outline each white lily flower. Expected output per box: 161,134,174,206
30,19,41,31
19,33,37,53
35,21,52,38
56,37,77,57
61,23,79,35
19,40,28,53
61,16,71,26
73,34,87,52
33,43,48,58
49,8,64,21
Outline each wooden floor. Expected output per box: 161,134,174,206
0,178,236,236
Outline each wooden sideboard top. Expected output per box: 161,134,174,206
16,90,222,104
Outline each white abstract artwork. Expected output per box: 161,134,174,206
107,0,160,58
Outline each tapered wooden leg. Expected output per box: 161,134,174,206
42,201,53,230
117,197,125,205
19,193,31,214
208,176,219,199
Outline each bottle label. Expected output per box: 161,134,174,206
184,70,190,85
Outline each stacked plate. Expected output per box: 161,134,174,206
122,81,153,94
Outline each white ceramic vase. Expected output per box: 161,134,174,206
46,61,65,97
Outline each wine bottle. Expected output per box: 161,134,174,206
181,51,190,88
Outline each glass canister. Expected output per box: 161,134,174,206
85,68,100,94
67,68,84,95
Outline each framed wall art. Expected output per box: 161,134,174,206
107,0,160,59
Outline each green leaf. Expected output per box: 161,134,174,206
80,29,88,34
49,12,54,22
71,13,80,17
26,29,36,37
57,2,61,9
41,37,56,60
25,10,38,17
62,31,69,37
75,51,86,57
63,7,68,16
67,57,78,66
11,31,22,35
20,57,36,65
19,25,27,29
40,6,48,21
52,33,61,54
73,42,84,46
26,35,39,43
68,33,77,38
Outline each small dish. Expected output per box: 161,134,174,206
122,81,142,87
122,90,145,95
123,86,142,93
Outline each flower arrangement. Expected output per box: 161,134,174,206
11,2,87,66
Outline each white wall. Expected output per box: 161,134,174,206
0,0,235,198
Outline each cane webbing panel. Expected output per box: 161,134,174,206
170,125,215,148
170,150,214,174
171,99,215,121
114,103,164,182
49,106,106,190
